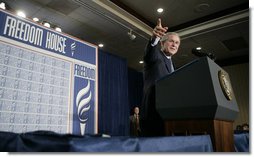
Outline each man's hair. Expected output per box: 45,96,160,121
160,32,180,42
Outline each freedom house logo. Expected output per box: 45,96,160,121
76,80,91,135
73,63,96,135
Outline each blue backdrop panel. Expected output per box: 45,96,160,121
0,9,98,135
98,50,129,136
128,68,143,113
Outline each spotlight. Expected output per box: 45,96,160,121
157,8,163,13
0,2,6,10
191,47,216,61
43,22,51,28
98,43,104,48
17,11,26,18
128,30,136,40
192,47,205,57
33,17,39,22
55,27,62,32
196,47,202,50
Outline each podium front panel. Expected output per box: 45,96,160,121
156,57,239,121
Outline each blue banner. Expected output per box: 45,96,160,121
73,77,95,135
0,10,96,64
0,10,98,135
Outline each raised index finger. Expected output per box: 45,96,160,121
157,18,162,27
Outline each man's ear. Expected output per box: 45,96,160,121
160,41,164,51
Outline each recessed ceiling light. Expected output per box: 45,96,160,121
0,2,6,10
157,8,163,13
194,3,210,13
17,11,26,18
98,44,104,48
55,27,62,32
139,60,144,64
43,22,51,28
196,47,202,50
33,17,39,22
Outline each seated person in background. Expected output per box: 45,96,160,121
129,107,141,136
242,123,249,131
236,125,243,131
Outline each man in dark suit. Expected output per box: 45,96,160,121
129,107,141,136
140,18,181,136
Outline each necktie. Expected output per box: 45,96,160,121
169,58,174,72
167,57,174,73
136,115,139,129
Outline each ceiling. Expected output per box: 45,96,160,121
1,0,249,72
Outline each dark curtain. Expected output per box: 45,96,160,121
128,68,143,114
98,50,129,136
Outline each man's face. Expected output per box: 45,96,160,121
134,107,139,114
161,34,180,56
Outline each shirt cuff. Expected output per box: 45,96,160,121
151,37,160,47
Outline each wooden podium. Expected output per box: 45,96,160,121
156,57,239,152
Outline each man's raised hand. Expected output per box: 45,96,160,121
152,18,168,38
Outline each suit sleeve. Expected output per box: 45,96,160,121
144,37,160,63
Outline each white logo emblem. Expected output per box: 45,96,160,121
76,80,91,135
71,42,76,56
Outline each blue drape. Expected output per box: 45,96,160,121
234,131,249,152
98,50,129,136
128,68,143,114
0,131,214,152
